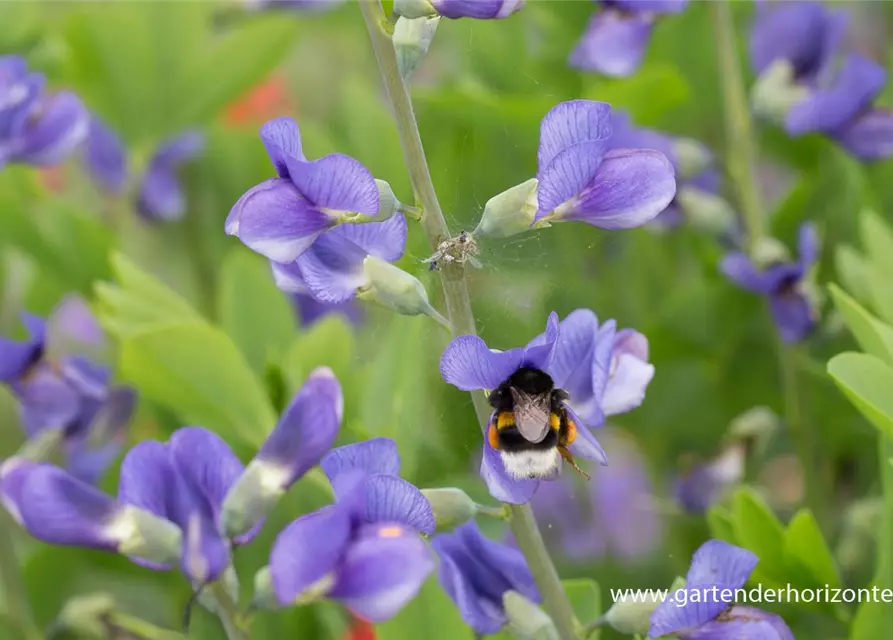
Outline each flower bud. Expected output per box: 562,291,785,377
503,591,559,640
251,566,279,610
54,593,116,638
117,505,185,566
752,236,791,269
394,16,440,80
395,0,437,19
221,460,287,540
676,186,736,236
474,178,539,239
376,179,399,219
673,138,713,180
359,256,451,329
751,59,809,125
421,488,476,531
726,405,779,452
603,576,682,635
197,566,241,615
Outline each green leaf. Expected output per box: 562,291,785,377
834,245,872,307
118,322,276,446
582,64,689,126
374,576,474,640
860,210,893,278
827,352,893,439
731,487,786,584
166,15,299,132
850,600,892,640
783,509,842,589
828,284,893,365
218,249,296,375
563,579,601,637
282,315,357,396
705,506,738,545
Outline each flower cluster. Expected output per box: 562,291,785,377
0,55,88,169
395,0,522,20
440,309,653,504
750,1,893,160
84,115,204,221
569,1,689,78
0,296,135,484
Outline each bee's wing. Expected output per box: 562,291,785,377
510,387,551,443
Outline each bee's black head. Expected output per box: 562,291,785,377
488,367,556,411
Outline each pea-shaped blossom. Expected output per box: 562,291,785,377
0,296,135,484
266,439,436,621
226,117,383,264
432,522,540,634
569,1,688,78
440,309,653,504
395,0,522,20
0,56,88,169
749,2,893,160
1,368,343,586
532,101,676,231
649,540,793,639
720,222,819,343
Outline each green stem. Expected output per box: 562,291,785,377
208,581,250,640
357,3,578,639
876,434,893,590
0,512,41,640
710,2,765,255
107,612,187,639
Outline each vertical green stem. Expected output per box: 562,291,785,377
208,582,250,640
709,2,828,525
357,2,578,638
876,434,893,590
0,512,41,640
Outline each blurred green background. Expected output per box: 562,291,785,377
3,1,893,638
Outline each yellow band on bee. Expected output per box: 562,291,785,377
488,423,500,449
496,411,515,429
564,419,577,445
549,412,560,430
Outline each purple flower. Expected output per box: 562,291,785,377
440,309,652,504
118,368,342,583
271,213,407,303
431,522,540,634
226,117,382,264
136,131,204,221
528,429,662,563
0,56,88,169
268,465,434,621
532,101,676,231
569,1,688,78
720,222,820,343
649,540,793,639
675,443,746,515
83,114,127,194
749,3,893,160
320,438,436,534
292,293,363,327
395,0,522,20
0,296,135,484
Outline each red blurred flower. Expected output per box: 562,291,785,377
224,73,294,127
343,618,375,640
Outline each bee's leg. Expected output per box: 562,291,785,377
558,445,590,480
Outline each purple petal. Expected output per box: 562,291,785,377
260,117,304,177
295,230,370,303
0,313,44,383
786,55,887,136
329,522,434,622
537,100,612,171
834,108,893,161
564,404,607,464
602,349,654,416
607,111,677,164
227,178,336,263
84,115,127,193
687,539,758,587
440,335,524,391
568,11,654,78
285,154,379,215
45,295,106,363
649,588,736,639
15,365,81,436
480,436,539,505
610,0,687,12
181,510,232,584
256,367,343,485
65,387,136,484
321,438,401,481
542,309,597,392
522,311,560,372
769,291,817,343
334,213,408,262
136,132,204,221
458,522,539,601
430,0,521,19
66,439,124,486
0,458,36,525
271,260,309,294
685,606,794,640
293,293,364,327
7,461,125,550
11,91,88,165
363,475,436,534
559,149,676,229
168,427,245,516
432,539,505,634
269,505,353,604
797,221,819,269
719,253,776,293
748,2,833,79
535,141,609,221
568,319,615,428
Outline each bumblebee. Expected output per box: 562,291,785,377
487,367,588,480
